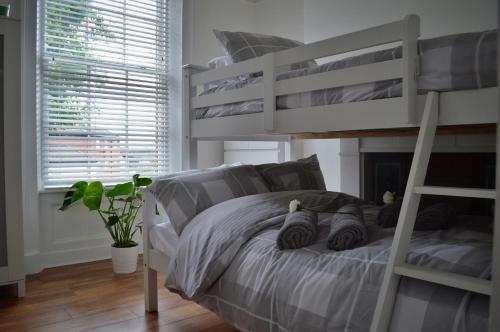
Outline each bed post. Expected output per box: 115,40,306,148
263,52,276,132
143,190,158,312
491,100,500,331
182,65,198,170
402,14,420,125
489,6,500,329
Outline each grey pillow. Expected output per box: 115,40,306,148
213,30,316,71
149,165,269,235
256,154,326,192
415,203,456,231
377,201,456,231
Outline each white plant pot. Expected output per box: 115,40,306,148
111,244,138,274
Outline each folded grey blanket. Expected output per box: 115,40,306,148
327,204,368,251
277,210,318,250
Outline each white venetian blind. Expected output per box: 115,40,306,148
37,0,170,189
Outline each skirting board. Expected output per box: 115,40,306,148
24,243,144,275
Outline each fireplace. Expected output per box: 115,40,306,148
362,152,495,216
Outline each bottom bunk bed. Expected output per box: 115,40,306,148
142,157,495,332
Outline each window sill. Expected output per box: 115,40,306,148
38,187,68,194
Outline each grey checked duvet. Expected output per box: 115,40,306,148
195,30,496,119
166,191,491,332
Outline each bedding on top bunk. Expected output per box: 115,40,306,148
166,190,492,332
195,30,496,119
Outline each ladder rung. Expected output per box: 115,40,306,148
394,263,492,295
413,186,496,199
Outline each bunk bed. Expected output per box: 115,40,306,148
143,15,500,332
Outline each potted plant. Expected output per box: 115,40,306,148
59,174,152,274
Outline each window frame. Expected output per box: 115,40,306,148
36,0,173,190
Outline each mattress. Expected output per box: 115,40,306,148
149,222,179,256
195,30,497,119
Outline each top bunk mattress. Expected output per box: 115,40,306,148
194,30,497,119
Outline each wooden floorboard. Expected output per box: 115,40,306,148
0,257,238,332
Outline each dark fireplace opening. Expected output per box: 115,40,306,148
362,152,495,216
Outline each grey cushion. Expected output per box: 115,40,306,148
213,30,316,71
377,201,457,230
149,165,269,235
415,203,456,230
376,200,402,228
256,154,326,192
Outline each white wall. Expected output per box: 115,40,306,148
224,141,283,164
184,0,256,65
301,0,497,194
304,0,496,40
255,0,304,41
24,0,263,273
20,0,43,273
184,0,259,168
222,0,305,166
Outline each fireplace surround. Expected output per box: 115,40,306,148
362,152,495,216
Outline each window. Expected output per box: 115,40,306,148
37,0,170,189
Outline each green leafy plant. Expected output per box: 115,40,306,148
45,0,115,129
59,174,152,248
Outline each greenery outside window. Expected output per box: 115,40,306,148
37,0,170,189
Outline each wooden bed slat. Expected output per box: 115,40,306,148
291,124,496,139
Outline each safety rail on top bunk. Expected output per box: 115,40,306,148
183,14,420,138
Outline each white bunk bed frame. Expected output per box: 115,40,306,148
143,14,500,331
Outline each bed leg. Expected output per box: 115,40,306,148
144,264,158,312
16,279,25,297
143,190,158,313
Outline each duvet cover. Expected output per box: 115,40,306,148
166,190,491,332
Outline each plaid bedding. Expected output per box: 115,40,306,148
256,154,326,191
166,191,491,332
195,30,496,119
213,30,316,71
149,165,269,235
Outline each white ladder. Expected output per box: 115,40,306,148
369,91,500,332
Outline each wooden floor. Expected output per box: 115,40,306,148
0,258,238,332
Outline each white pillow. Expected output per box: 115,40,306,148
206,55,248,85
207,55,232,69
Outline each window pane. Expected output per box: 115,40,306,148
38,0,170,188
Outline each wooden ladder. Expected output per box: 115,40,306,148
369,91,500,332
